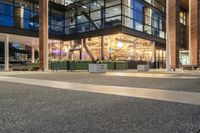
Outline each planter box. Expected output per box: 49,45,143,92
98,62,114,70
89,64,107,73
116,62,127,70
74,61,92,70
137,65,149,72
106,62,115,70
51,61,68,70
50,61,127,71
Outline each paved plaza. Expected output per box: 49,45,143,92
0,70,200,133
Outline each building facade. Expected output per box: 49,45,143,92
0,0,199,70
167,0,200,69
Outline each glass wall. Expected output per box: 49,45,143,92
0,0,166,39
50,9,65,35
64,0,122,35
48,33,166,68
0,0,39,30
49,40,81,60
0,0,65,35
122,0,165,38
49,33,159,61
144,0,165,12
64,0,166,39
76,34,153,61
0,41,39,68
63,0,166,38
0,1,14,27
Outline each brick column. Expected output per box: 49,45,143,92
166,0,180,69
39,0,49,71
189,0,199,66
199,1,200,64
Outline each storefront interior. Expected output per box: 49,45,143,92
49,33,166,68
0,33,166,70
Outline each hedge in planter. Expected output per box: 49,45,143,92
50,60,127,71
115,62,127,70
51,61,68,70
107,62,115,70
74,61,93,70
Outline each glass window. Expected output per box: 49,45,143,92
122,5,133,18
123,0,134,8
77,23,89,33
135,1,144,11
0,2,14,27
135,22,143,31
134,11,143,23
144,0,165,12
77,15,88,24
90,10,101,20
90,20,101,31
106,0,121,7
0,2,13,16
123,16,134,29
90,0,104,11
77,4,89,15
106,5,121,18
65,17,75,27
179,11,186,25
105,16,121,28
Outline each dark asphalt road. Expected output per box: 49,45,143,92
0,81,200,133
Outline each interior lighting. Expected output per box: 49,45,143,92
117,41,124,48
93,2,100,7
82,5,87,9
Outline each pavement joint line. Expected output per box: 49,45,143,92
105,73,200,79
0,71,200,79
0,76,200,106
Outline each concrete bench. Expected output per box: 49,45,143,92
89,64,107,73
11,65,31,71
137,65,150,72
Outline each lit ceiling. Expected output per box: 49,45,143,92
64,0,77,6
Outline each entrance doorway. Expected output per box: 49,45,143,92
179,50,189,66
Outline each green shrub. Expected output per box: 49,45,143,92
49,60,127,71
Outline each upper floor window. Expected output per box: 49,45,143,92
144,0,165,12
179,11,186,25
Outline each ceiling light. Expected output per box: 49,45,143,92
93,2,100,7
117,41,124,48
82,5,87,9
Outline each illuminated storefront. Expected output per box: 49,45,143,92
49,33,166,68
83,34,156,61
0,0,168,70
49,40,81,60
